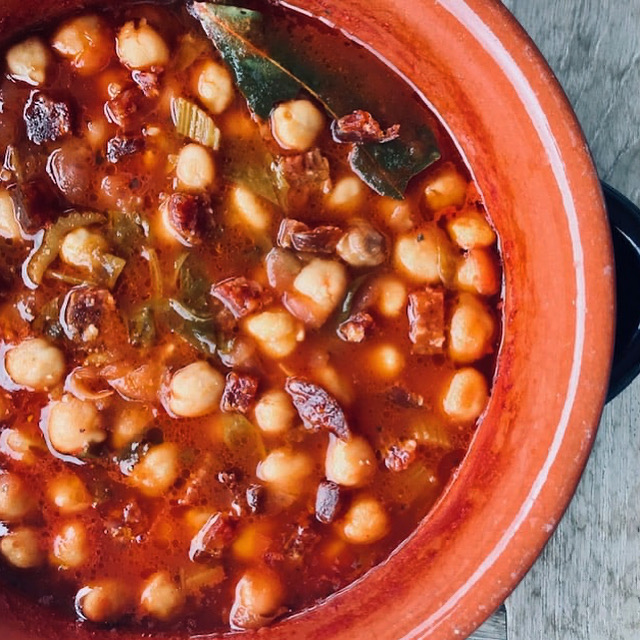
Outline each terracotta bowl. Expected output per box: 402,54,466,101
0,0,615,638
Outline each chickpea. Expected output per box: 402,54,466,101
52,15,112,75
168,361,224,418
0,428,41,464
139,571,184,620
47,473,91,514
442,367,489,422
111,404,153,450
5,338,65,391
47,395,106,455
271,99,324,151
375,275,407,318
244,309,305,359
6,37,50,85
447,210,496,250
312,363,353,406
257,448,313,494
176,143,215,191
230,567,284,630
1,527,43,568
293,259,347,315
196,60,234,114
340,494,390,544
449,294,495,363
456,249,501,296
423,163,468,211
379,198,414,232
336,221,386,268
325,434,376,487
0,472,34,521
368,343,405,379
130,442,179,497
254,390,296,436
0,189,21,240
60,227,108,269
116,20,169,70
394,226,453,284
230,185,270,233
76,579,129,623
51,520,88,569
328,176,364,212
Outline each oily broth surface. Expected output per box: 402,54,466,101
0,1,501,633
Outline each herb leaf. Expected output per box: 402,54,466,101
163,300,220,356
350,129,441,199
189,2,441,199
178,254,212,317
223,134,283,205
128,304,156,348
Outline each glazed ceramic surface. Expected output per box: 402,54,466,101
0,0,615,638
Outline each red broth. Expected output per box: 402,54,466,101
0,1,501,633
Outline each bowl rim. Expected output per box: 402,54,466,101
0,1,615,639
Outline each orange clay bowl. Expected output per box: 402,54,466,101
0,0,615,639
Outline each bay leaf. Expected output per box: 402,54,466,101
350,129,441,199
222,133,283,205
188,2,441,199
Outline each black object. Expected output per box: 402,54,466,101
604,182,640,401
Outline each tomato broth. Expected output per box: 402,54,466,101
0,1,502,633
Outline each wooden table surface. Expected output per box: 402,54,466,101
470,1,640,639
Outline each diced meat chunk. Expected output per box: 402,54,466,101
284,524,320,561
62,285,116,342
407,287,445,354
384,439,418,472
105,87,140,127
163,193,210,246
276,219,307,248
387,385,424,408
274,148,331,207
24,92,72,144
103,361,163,403
131,70,160,98
331,110,400,143
212,276,269,319
188,512,237,562
315,480,341,524
276,148,330,190
11,180,61,233
245,484,265,514
277,218,342,254
105,499,150,541
285,377,350,439
220,372,259,414
106,135,144,163
178,453,213,506
337,311,374,343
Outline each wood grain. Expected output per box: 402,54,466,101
472,1,640,639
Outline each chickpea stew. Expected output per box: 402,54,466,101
0,0,502,634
